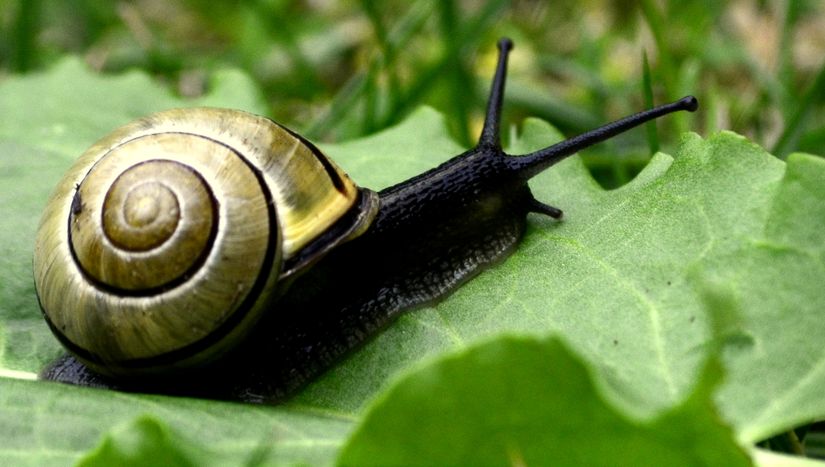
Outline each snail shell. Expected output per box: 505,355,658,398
34,108,378,376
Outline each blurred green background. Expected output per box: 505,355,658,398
1,0,824,187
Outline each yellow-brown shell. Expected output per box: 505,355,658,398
33,108,377,376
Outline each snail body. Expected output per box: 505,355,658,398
36,39,697,402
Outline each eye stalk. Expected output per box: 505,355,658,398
479,38,698,181
477,37,514,149
506,95,698,180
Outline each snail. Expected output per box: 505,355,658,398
35,39,698,402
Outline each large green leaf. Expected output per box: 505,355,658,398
339,336,750,466
1,58,824,464
706,151,825,443
0,377,351,466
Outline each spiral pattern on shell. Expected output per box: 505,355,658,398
34,108,368,375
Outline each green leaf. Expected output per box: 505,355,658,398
77,415,217,467
338,335,750,466
0,377,352,466
0,58,267,161
702,152,825,443
2,57,825,464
